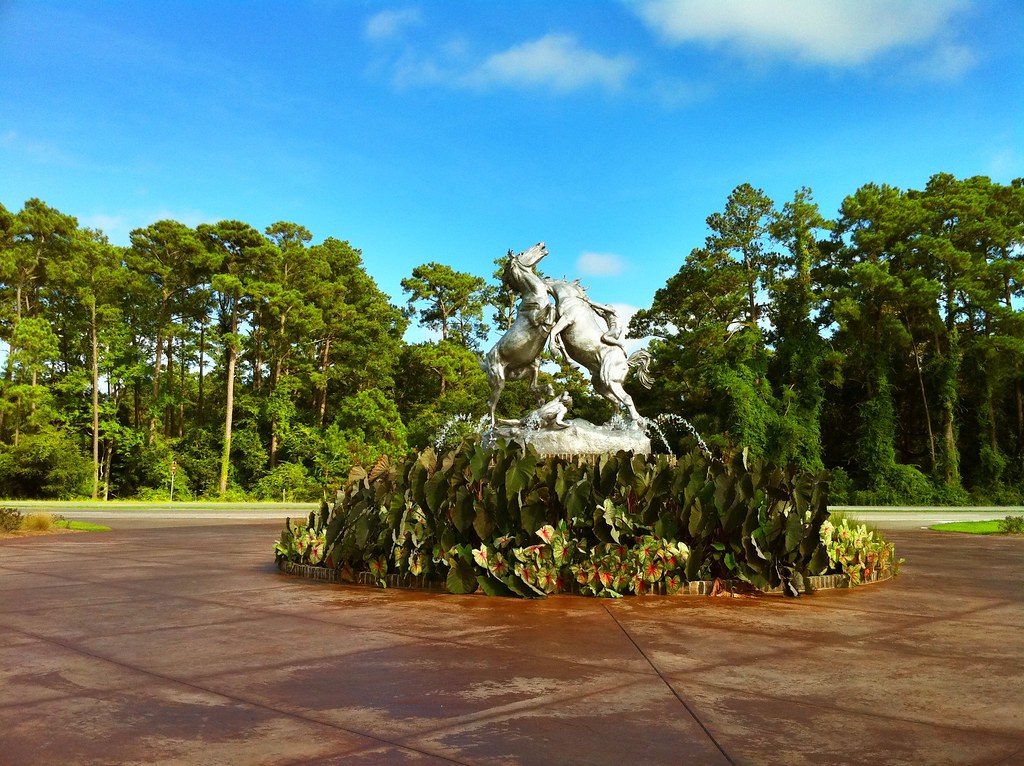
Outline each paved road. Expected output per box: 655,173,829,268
5,500,1021,531
834,506,1024,529
2,501,317,528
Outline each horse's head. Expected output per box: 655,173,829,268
505,242,549,293
516,242,548,268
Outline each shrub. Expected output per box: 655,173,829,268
999,515,1024,535
0,431,91,499
276,437,833,597
828,467,853,505
819,514,898,585
0,507,23,532
22,513,55,532
254,462,319,502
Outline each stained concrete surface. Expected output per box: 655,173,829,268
1,523,1021,765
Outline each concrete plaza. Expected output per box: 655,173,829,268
1,517,1021,764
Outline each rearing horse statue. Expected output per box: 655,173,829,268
545,278,653,425
481,243,556,426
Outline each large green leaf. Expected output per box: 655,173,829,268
409,463,429,512
784,511,805,553
687,500,703,538
520,500,547,539
565,477,592,524
451,486,475,533
473,499,496,540
655,509,680,540
469,443,489,481
590,453,613,497
446,558,479,594
477,574,516,597
506,449,539,501
425,471,449,514
808,543,829,575
554,463,572,503
714,472,736,517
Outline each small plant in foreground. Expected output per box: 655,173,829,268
0,507,23,532
820,516,898,585
999,515,1024,535
22,513,55,532
273,514,328,566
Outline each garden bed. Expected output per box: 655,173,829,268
274,440,898,598
278,558,895,595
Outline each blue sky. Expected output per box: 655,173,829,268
1,0,1021,338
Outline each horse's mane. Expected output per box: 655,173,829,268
547,278,588,300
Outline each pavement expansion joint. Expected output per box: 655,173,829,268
602,603,736,765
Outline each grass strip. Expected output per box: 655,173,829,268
54,520,112,532
929,520,1005,534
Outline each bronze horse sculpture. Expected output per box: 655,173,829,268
544,278,652,425
482,243,653,427
481,243,556,426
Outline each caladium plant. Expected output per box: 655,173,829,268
275,436,849,598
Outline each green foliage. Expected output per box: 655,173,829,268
999,515,1024,534
274,506,329,565
0,506,23,532
253,462,319,502
276,438,833,597
4,177,1024,506
401,262,490,348
106,435,176,499
0,430,91,498
929,520,1004,534
820,515,898,585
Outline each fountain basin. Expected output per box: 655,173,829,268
487,417,651,457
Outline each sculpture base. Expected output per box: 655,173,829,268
486,418,651,457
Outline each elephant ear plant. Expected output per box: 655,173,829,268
275,437,889,597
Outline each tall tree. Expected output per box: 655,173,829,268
127,220,211,441
198,220,270,494
259,221,317,467
827,183,939,499
0,199,77,441
630,184,779,457
45,228,125,497
401,262,490,350
765,187,833,470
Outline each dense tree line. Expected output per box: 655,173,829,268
630,174,1024,504
1,172,1022,503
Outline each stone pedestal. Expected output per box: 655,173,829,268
486,418,650,457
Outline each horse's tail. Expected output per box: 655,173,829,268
627,349,654,389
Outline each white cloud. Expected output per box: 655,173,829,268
80,213,126,236
365,7,422,42
988,146,1022,181
577,251,627,277
80,208,209,246
0,130,77,166
915,42,977,80
608,302,649,354
464,34,636,92
629,0,971,67
648,76,710,108
380,33,636,94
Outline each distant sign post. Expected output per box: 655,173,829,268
170,460,177,505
